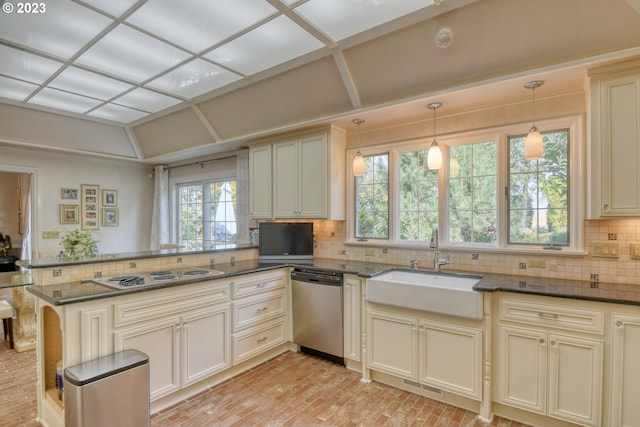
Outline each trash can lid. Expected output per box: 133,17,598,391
64,349,149,386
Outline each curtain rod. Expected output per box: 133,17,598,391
165,154,237,170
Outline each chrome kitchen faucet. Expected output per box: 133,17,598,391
430,228,449,272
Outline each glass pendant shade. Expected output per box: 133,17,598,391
427,141,442,170
525,127,543,160
353,150,365,176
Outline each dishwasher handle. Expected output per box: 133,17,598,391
291,271,342,286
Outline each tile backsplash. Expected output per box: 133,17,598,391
313,219,640,285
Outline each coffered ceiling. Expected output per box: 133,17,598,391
1,0,639,163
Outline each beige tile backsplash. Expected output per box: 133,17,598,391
35,219,640,286
313,219,640,285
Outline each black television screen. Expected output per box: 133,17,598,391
258,222,313,259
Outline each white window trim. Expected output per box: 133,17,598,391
346,115,585,255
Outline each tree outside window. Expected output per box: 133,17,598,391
508,130,568,245
355,154,389,239
399,150,438,241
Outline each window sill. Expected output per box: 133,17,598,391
344,240,587,257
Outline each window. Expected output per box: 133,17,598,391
449,141,497,243
348,116,581,252
399,149,438,241
508,129,569,245
177,180,237,250
355,153,389,239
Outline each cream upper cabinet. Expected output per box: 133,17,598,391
610,313,640,427
249,127,346,219
249,144,272,219
588,61,640,217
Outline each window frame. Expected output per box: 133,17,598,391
346,115,584,254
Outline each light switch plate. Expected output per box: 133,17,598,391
631,242,640,259
592,241,620,258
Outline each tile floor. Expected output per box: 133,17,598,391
0,341,531,427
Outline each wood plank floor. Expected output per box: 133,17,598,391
0,341,531,427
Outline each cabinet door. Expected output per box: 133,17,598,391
249,145,272,219
80,306,110,361
114,318,180,400
419,320,482,400
610,313,640,427
182,305,230,386
272,141,298,218
344,277,361,361
367,310,418,380
298,135,327,217
497,325,546,414
547,333,603,427
594,73,640,216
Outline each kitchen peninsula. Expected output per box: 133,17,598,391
23,247,640,427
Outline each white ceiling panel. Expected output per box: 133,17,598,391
113,88,182,113
49,66,134,100
149,59,242,99
0,45,63,83
87,102,149,123
79,0,140,18
204,15,325,76
126,0,277,53
76,25,191,82
0,76,39,101
29,87,104,114
0,0,113,59
294,0,433,41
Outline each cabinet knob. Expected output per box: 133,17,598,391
539,338,546,345
603,204,609,211
615,320,623,328
550,340,557,348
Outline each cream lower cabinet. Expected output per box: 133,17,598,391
366,309,482,400
610,313,640,427
496,297,604,427
114,304,230,401
343,275,362,362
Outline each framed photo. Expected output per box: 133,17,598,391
59,204,79,224
81,184,100,230
102,189,117,207
102,208,119,227
61,188,78,200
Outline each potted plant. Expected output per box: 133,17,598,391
60,229,98,258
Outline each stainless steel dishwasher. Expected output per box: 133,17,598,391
291,267,344,365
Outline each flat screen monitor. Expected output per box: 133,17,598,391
258,222,313,260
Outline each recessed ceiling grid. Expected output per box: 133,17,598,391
0,0,435,124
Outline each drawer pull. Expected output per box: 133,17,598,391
256,307,268,313
256,283,266,288
538,312,558,320
257,336,268,344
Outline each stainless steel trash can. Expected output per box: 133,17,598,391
64,349,150,427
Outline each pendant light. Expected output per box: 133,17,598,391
352,118,365,177
427,102,443,170
524,80,544,160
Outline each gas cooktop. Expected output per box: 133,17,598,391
91,268,224,290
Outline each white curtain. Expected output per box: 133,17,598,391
149,165,169,250
236,149,250,245
18,173,31,264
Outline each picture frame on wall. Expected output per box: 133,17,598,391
102,208,119,227
102,189,117,207
59,204,79,224
61,188,78,200
81,184,100,230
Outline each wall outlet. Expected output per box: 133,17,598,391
42,231,60,239
631,243,640,259
364,248,375,256
592,241,620,258
527,258,546,268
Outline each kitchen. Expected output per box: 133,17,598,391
1,0,640,426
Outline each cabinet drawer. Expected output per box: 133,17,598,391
232,318,286,364
499,299,604,334
232,290,285,331
232,270,285,299
114,281,231,327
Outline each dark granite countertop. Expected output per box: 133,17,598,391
25,258,640,308
0,271,34,289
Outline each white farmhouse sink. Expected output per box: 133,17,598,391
366,269,484,320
